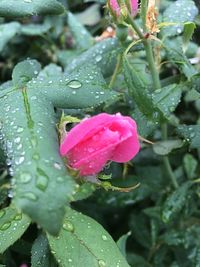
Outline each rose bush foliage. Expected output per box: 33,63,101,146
0,0,200,267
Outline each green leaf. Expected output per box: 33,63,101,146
176,125,200,148
0,22,21,53
0,88,75,235
0,205,31,253
31,234,58,267
164,39,197,78
183,153,198,179
127,253,151,267
47,208,130,267
0,60,117,235
57,50,82,68
71,183,96,202
132,108,157,138
152,84,182,119
162,0,198,37
153,140,183,156
123,57,155,118
162,230,185,246
0,0,65,18
65,38,120,77
12,59,41,87
28,63,118,109
67,12,94,50
182,22,196,52
129,213,151,249
21,23,51,36
162,182,192,223
117,232,131,257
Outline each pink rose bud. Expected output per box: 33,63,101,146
108,0,138,20
60,113,140,176
20,265,28,267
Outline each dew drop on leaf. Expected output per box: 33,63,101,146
95,55,102,62
102,235,108,241
0,210,5,218
36,175,49,191
19,172,32,184
98,259,106,267
0,222,11,231
67,80,82,89
14,213,22,221
21,192,38,201
63,221,74,232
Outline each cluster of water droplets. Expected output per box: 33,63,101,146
0,208,29,250
163,0,198,36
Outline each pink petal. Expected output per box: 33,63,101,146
130,0,138,16
67,128,120,166
111,116,140,161
73,144,116,176
109,0,121,16
60,113,118,156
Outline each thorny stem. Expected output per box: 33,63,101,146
127,9,179,189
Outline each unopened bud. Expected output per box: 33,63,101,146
107,0,138,22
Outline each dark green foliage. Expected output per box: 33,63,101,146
0,0,200,266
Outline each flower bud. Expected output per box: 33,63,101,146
107,0,138,22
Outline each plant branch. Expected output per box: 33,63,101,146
127,12,178,189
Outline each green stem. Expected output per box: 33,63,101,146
127,13,160,90
144,40,161,90
126,13,144,40
109,53,123,88
141,0,148,32
127,13,178,189
162,124,179,189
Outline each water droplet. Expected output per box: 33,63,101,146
67,80,82,89
31,96,37,101
15,156,25,165
98,259,106,267
63,221,74,232
0,222,11,230
36,175,48,191
31,137,37,147
21,192,38,201
17,127,24,133
102,235,108,241
0,210,5,218
68,259,73,263
54,162,62,170
95,55,102,62
57,177,64,183
33,153,40,160
14,137,21,144
19,172,32,184
14,213,22,221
